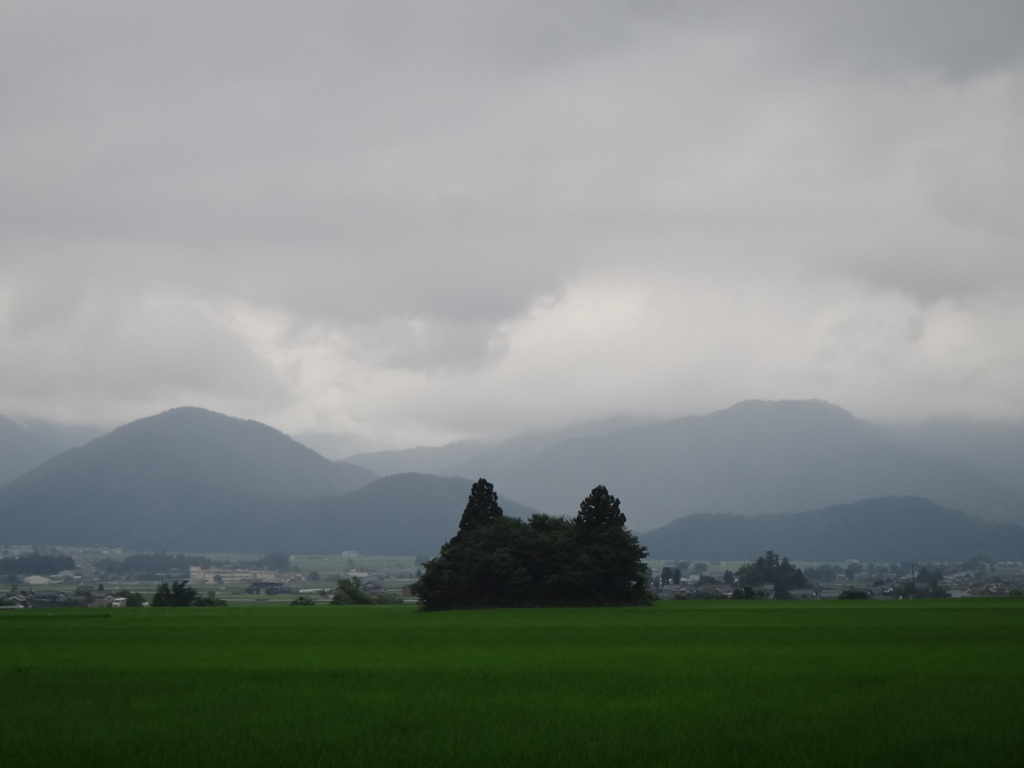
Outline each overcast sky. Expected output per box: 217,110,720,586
2,1,1023,453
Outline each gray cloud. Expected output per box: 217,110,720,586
1,1,1022,447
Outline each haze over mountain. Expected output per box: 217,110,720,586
346,400,1024,531
3,400,1024,557
0,408,376,550
271,473,539,557
887,419,1024,495
0,414,53,486
1,414,113,487
641,496,1024,564
345,415,652,477
14,417,110,456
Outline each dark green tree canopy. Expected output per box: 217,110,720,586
332,576,372,605
414,481,650,611
573,485,626,532
736,550,808,593
0,553,75,578
96,551,211,579
457,478,504,537
151,580,225,607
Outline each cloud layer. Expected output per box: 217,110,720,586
2,1,1023,449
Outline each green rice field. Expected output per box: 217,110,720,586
2,600,1022,767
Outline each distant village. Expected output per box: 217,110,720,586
0,546,420,608
3,544,1024,609
1,567,409,609
651,562,1024,601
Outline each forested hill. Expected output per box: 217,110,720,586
5,400,1024,556
265,473,541,557
346,400,1024,531
641,496,1024,563
0,407,377,549
345,415,652,477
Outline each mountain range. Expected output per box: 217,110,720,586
641,496,1024,563
1,400,1023,560
346,415,654,477
0,408,375,551
347,400,1024,531
264,473,537,556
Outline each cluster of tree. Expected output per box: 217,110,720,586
331,576,400,605
332,576,372,604
655,562,726,589
883,558,994,579
113,589,147,607
736,551,808,599
801,562,866,581
413,480,651,611
802,564,838,581
890,566,951,598
659,566,682,586
838,588,870,599
0,552,75,578
96,552,291,580
801,558,994,585
151,580,226,607
959,554,995,574
95,552,212,578
915,566,942,583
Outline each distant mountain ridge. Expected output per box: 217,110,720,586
0,414,53,486
641,496,1024,563
0,408,539,555
345,415,653,477
0,407,377,549
887,419,1024,494
349,399,1024,531
2,400,1023,556
265,473,540,556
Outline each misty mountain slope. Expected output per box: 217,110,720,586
0,414,55,486
344,415,654,477
344,440,490,477
484,400,1024,531
641,496,1024,563
886,419,1024,494
17,417,110,455
0,407,376,549
440,416,657,478
0,468,537,555
106,407,378,496
262,473,541,556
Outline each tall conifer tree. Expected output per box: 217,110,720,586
457,478,504,536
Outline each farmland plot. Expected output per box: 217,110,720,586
1,600,1022,767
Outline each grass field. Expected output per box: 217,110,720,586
2,600,1022,767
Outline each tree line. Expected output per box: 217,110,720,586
151,580,226,607
0,552,75,578
94,552,212,578
413,479,650,610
